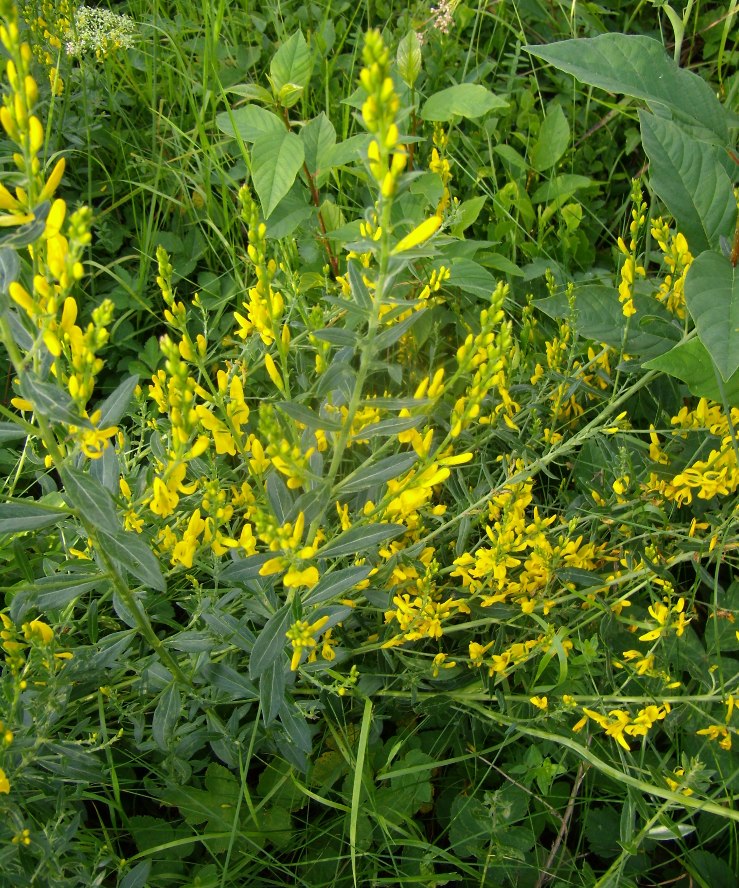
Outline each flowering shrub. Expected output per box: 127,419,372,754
0,0,737,883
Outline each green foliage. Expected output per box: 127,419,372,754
0,1,738,886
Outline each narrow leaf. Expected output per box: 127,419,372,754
19,375,87,426
318,523,406,558
99,528,166,592
97,375,139,428
304,565,373,606
338,453,418,494
249,604,292,679
61,466,119,534
152,683,181,750
0,501,68,533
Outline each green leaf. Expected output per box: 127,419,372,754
0,202,49,248
226,82,273,103
525,34,729,142
199,662,259,700
338,453,418,494
449,257,498,297
684,251,739,380
152,682,181,750
304,565,373,606
100,528,166,592
97,375,139,428
0,422,27,443
397,30,422,88
0,246,19,296
60,466,119,534
449,794,490,858
0,501,68,533
251,130,305,219
249,603,292,679
530,105,569,172
19,374,87,426
276,401,341,431
530,174,595,204
420,83,508,122
120,861,152,888
349,415,424,441
643,338,739,406
270,31,312,92
260,659,285,725
639,112,736,254
215,104,284,142
318,523,406,558
450,195,487,236
300,112,336,178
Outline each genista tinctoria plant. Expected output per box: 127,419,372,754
1,2,738,881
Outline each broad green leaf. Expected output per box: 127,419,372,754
249,603,292,679
215,104,284,142
535,284,676,359
530,174,595,204
525,34,729,142
397,30,422,88
326,134,371,169
270,31,312,92
226,82,273,103
450,195,487,236
420,83,508,122
304,565,373,606
261,806,293,849
100,528,166,592
97,375,139,428
530,105,569,172
449,257,498,297
300,112,336,177
19,374,87,426
338,453,418,494
251,129,305,218
640,112,735,254
643,338,739,406
0,501,68,533
152,683,181,750
318,523,406,558
685,251,739,381
60,466,119,533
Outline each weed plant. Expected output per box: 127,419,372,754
0,0,737,885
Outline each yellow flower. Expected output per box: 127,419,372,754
530,696,548,710
286,616,330,670
391,215,441,254
0,767,9,794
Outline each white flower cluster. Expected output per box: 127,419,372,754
65,5,136,58
430,0,455,35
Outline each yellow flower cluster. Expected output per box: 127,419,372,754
650,217,692,318
573,702,670,751
616,180,647,318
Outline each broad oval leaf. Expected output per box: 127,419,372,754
525,34,729,142
530,105,569,172
684,251,739,381
420,83,508,122
270,31,312,92
639,111,736,254
397,30,422,88
300,112,336,178
318,523,406,558
215,104,284,142
251,129,305,219
644,338,739,407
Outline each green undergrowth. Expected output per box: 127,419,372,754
0,0,737,885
